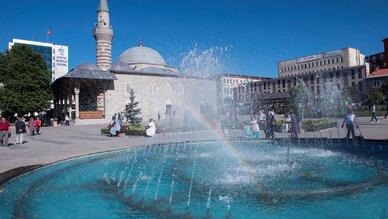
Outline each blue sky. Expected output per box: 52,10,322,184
0,0,387,77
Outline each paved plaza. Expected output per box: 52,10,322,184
0,116,388,174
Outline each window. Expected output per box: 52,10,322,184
340,57,344,63
351,70,355,79
282,80,285,88
352,82,355,87
152,84,159,95
358,70,362,79
165,84,172,95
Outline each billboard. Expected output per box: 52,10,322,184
296,54,322,63
324,50,342,58
53,45,68,79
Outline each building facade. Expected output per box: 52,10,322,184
218,74,268,100
8,39,69,81
365,38,388,73
235,65,369,112
278,48,366,78
52,0,217,125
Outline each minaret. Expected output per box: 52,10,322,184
93,0,114,71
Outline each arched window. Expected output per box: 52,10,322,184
165,83,172,96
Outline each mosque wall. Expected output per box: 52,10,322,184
105,74,217,124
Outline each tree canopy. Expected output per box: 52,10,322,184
0,45,53,118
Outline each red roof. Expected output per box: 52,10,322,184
368,68,388,78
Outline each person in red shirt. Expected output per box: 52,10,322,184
34,117,42,134
0,117,11,147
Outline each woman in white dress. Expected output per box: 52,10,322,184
145,119,156,137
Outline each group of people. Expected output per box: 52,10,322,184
244,110,277,140
108,113,156,137
0,116,42,147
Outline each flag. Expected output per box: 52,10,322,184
47,30,52,36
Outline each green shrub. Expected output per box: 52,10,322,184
101,124,145,136
303,119,336,131
125,124,145,136
101,128,109,135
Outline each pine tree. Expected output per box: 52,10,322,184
125,89,142,126
0,45,53,118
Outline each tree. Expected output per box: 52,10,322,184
0,45,53,118
367,88,384,105
125,89,142,126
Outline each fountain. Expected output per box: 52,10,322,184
1,47,388,219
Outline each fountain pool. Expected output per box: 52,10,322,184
1,141,388,218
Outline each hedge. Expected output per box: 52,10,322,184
101,124,145,136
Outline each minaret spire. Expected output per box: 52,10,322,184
98,0,109,12
94,0,114,71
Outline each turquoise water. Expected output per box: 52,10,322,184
1,141,388,218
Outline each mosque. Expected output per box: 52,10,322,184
52,0,217,125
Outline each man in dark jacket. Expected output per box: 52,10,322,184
15,117,26,144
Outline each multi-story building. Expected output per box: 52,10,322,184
235,65,369,112
365,38,388,90
278,48,366,78
365,38,388,73
218,74,269,100
8,39,69,81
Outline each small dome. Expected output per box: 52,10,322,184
117,46,166,66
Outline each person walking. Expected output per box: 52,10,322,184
28,117,35,136
0,117,11,147
15,117,26,144
65,114,70,126
34,117,42,134
370,104,378,122
385,102,388,119
342,106,359,142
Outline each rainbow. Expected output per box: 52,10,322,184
182,105,258,181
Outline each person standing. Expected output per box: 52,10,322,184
370,104,378,122
34,117,42,134
342,106,359,142
385,102,388,119
290,112,299,139
145,119,156,137
65,114,70,126
28,117,35,136
250,116,260,140
0,117,11,147
15,117,26,144
267,110,276,139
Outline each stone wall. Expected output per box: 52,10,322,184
105,74,217,124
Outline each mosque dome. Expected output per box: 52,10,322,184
117,46,166,66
